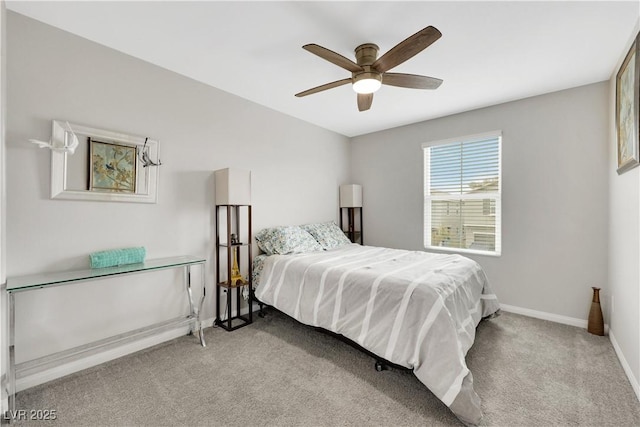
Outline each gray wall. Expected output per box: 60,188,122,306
350,82,610,322
5,11,349,378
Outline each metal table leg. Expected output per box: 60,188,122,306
198,266,206,347
8,291,16,421
185,266,195,337
186,265,206,347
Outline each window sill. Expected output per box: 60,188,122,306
424,245,501,257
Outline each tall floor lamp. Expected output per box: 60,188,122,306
339,184,363,244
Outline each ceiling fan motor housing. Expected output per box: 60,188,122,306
355,43,379,65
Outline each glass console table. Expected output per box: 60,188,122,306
4,255,206,420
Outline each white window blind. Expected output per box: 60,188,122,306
423,132,501,256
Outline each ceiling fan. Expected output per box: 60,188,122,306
295,26,443,112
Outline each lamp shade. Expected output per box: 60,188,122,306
339,184,362,208
214,168,251,205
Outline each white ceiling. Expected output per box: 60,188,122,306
6,1,640,137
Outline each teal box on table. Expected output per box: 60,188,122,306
90,247,146,269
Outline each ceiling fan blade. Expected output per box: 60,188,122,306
295,78,352,97
303,44,363,73
382,73,443,90
357,93,373,112
372,26,442,73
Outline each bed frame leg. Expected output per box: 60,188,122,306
258,302,266,318
374,360,388,372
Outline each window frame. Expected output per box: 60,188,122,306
422,130,502,257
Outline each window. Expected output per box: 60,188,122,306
423,131,501,256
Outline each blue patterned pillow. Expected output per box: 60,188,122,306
300,221,352,250
255,226,323,255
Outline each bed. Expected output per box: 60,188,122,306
252,223,500,426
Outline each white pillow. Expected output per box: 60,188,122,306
255,226,323,255
300,221,352,250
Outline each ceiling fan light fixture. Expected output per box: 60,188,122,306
352,72,382,94
296,26,443,111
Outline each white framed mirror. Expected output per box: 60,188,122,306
50,120,160,203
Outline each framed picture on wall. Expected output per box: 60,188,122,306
89,138,137,193
616,31,640,175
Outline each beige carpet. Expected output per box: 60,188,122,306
9,311,640,426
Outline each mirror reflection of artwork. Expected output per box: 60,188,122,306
89,138,137,193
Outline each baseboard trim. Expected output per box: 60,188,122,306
609,329,640,402
500,303,590,329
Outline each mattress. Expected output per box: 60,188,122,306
253,244,500,426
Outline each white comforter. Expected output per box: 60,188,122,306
254,244,500,426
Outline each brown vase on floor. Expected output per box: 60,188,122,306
588,287,605,336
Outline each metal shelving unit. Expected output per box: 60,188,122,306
215,204,253,331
